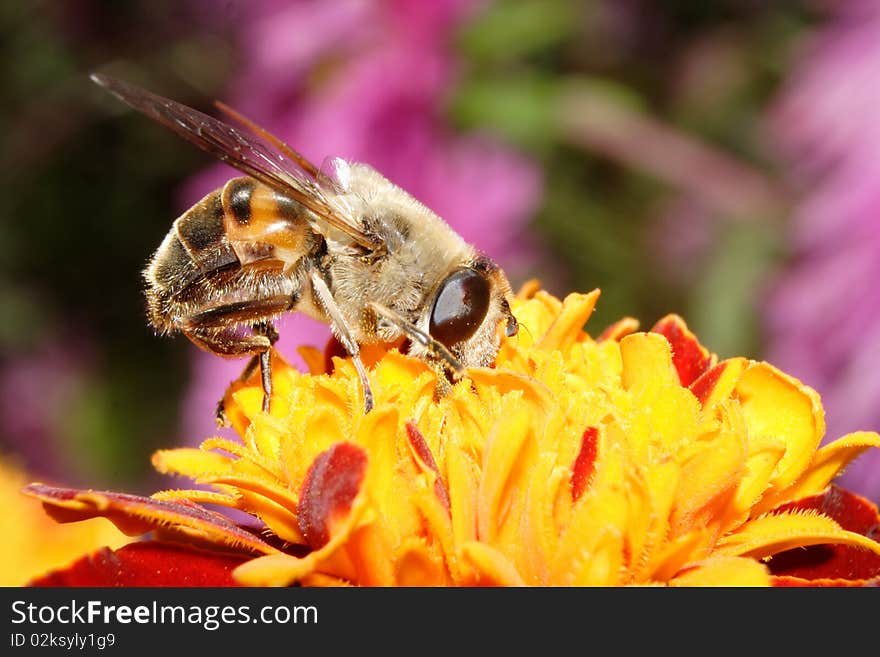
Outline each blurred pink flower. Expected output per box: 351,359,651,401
178,0,542,443
0,332,95,485
764,0,880,503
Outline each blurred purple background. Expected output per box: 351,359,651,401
764,0,880,501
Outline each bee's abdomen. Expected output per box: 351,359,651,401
144,177,322,332
223,176,256,227
220,177,320,267
144,187,240,328
174,188,240,273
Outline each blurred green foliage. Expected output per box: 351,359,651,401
0,1,822,488
450,0,816,356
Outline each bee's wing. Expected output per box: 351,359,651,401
91,73,374,248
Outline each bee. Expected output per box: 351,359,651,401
91,73,519,414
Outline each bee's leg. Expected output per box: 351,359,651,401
184,325,273,423
252,320,280,344
258,350,272,413
228,323,279,387
308,270,374,413
368,302,465,380
183,296,293,418
251,321,280,413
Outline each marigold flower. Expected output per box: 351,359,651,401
24,285,880,586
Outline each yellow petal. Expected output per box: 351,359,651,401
467,368,553,420
230,386,265,423
300,573,353,587
395,539,449,586
374,349,432,390
243,414,287,465
345,522,395,586
235,489,304,544
690,357,747,412
516,278,542,299
725,432,786,527
460,542,526,586
671,429,746,536
551,446,628,585
234,494,369,586
780,431,880,502
570,529,625,586
624,373,701,457
537,290,600,352
715,510,880,559
627,459,680,582
288,408,347,483
619,332,680,391
358,408,400,515
670,556,770,586
200,437,283,480
514,290,563,345
297,345,327,375
446,434,479,550
200,472,297,516
597,316,639,342
520,457,567,585
151,447,233,479
233,553,320,587
648,529,715,582
478,403,533,543
733,362,824,491
151,489,239,507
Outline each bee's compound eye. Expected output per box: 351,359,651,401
430,268,491,348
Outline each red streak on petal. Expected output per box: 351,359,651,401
688,362,727,406
768,485,880,584
571,427,599,502
297,442,367,549
405,421,450,513
29,541,246,587
651,316,711,387
771,574,880,587
21,484,276,555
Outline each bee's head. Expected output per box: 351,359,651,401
426,255,518,369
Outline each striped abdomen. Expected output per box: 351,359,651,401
144,176,323,333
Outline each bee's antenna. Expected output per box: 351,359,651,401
368,302,466,378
